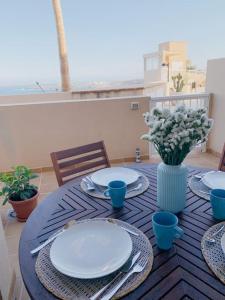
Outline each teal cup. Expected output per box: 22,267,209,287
152,211,184,250
210,189,225,220
104,180,127,208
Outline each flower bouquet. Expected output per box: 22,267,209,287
142,106,213,212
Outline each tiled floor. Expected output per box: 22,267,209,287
0,152,220,300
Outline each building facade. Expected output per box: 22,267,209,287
143,41,205,96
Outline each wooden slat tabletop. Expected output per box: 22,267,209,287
19,164,225,300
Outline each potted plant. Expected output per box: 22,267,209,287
0,166,39,222
141,106,213,213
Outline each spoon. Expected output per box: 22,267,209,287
30,220,76,255
206,225,224,245
194,174,203,180
127,183,142,193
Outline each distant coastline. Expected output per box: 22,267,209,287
0,79,144,96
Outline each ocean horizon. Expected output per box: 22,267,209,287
0,79,144,96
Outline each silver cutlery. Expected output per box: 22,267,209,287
206,225,225,245
30,220,75,255
90,252,141,300
100,257,148,300
194,174,204,180
82,178,95,191
119,226,139,236
127,183,142,194
199,190,210,195
194,171,216,180
86,176,102,192
107,219,139,236
86,176,95,186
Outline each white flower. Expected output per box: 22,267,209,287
141,105,213,165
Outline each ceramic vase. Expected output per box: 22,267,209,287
157,162,188,213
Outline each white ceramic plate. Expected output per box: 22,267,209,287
221,232,225,254
50,220,132,279
202,171,225,190
90,167,140,187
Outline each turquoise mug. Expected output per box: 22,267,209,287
152,211,184,250
104,180,126,208
210,189,225,220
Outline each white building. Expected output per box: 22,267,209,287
143,41,205,96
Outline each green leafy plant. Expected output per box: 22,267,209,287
0,166,38,205
172,73,185,92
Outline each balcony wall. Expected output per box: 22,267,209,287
206,58,225,155
0,95,149,171
72,86,144,99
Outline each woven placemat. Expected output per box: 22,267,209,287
80,174,149,200
188,176,210,201
35,218,153,300
201,222,225,284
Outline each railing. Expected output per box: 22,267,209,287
149,92,212,155
150,92,211,111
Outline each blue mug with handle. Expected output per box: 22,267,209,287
104,180,126,208
152,211,184,250
210,189,225,220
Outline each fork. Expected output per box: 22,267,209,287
90,252,141,300
100,257,148,300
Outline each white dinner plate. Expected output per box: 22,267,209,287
50,220,132,279
221,232,225,254
90,167,140,187
202,171,225,190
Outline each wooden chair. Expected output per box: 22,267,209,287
51,141,110,186
218,143,225,171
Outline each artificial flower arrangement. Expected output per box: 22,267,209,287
141,106,213,165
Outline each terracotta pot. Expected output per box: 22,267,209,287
9,192,39,222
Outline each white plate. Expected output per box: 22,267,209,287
221,232,225,254
50,220,132,279
90,167,140,187
202,171,225,190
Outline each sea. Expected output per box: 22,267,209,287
0,79,144,96
0,86,59,96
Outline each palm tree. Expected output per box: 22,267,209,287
52,0,71,91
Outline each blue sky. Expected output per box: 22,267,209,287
0,0,225,86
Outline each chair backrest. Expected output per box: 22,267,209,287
218,143,225,172
51,141,110,186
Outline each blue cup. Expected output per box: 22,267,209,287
210,189,225,220
152,211,184,250
104,180,126,208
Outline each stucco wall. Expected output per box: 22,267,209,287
206,58,225,155
72,86,144,99
0,87,144,106
0,96,149,171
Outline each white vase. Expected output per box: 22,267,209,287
157,162,188,213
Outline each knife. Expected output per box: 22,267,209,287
90,251,141,300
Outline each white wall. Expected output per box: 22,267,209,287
0,96,149,171
206,58,225,154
